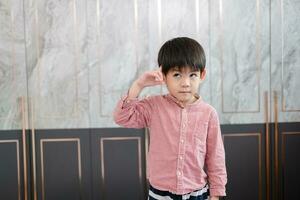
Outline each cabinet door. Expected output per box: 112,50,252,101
270,0,300,122
0,131,29,200
24,0,89,130
91,128,147,200
33,129,92,200
273,123,300,200
271,0,300,197
210,0,271,124
221,124,267,200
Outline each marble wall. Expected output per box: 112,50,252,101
0,0,299,129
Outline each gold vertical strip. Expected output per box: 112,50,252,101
258,133,262,200
273,91,279,200
264,92,270,200
16,140,21,200
30,98,37,200
40,140,45,200
21,97,28,200
77,139,83,200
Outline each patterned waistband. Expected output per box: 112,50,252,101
149,184,209,200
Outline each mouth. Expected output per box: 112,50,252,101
178,91,191,93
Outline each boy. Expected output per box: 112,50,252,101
114,37,227,200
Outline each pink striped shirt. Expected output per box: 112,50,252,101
114,93,227,196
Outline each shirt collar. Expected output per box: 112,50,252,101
164,93,202,108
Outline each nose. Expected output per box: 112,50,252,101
180,77,190,87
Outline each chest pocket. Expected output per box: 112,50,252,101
193,122,208,153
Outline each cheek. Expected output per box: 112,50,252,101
191,81,201,89
166,78,178,87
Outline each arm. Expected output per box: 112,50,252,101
113,69,164,128
205,109,227,198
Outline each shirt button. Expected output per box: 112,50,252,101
177,171,182,176
179,156,183,160
180,139,184,143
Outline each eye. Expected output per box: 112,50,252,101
173,73,181,78
190,73,198,78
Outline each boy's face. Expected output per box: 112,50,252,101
164,66,206,106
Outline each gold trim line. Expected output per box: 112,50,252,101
273,91,279,200
21,97,28,200
264,92,270,200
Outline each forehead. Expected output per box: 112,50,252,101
169,66,200,73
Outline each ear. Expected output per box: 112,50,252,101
200,69,206,80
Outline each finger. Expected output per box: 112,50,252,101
159,71,164,81
154,74,163,82
157,71,164,82
158,66,164,78
152,80,164,85
154,74,162,81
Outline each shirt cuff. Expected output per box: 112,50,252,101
121,94,139,108
209,188,226,197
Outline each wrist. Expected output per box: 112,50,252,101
134,79,145,89
128,80,144,99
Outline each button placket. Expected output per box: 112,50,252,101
177,109,188,189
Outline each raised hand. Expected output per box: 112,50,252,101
136,68,164,88
128,68,165,99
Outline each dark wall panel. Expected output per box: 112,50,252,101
35,129,91,200
282,133,300,199
0,140,20,200
221,124,266,200
0,130,25,200
91,128,147,200
277,123,300,200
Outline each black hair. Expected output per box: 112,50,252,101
158,37,206,75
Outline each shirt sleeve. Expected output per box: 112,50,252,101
205,108,227,197
113,94,153,128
